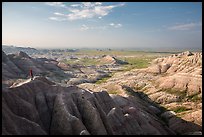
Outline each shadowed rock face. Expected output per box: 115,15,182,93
2,51,69,84
2,51,24,79
2,76,182,135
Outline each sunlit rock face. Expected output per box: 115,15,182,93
149,51,202,95
78,51,202,131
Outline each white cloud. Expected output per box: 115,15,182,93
54,12,65,16
80,25,89,31
45,2,66,8
79,24,110,31
109,23,122,28
115,23,122,28
70,4,80,7
49,17,66,21
168,22,202,31
48,2,125,21
95,2,102,5
109,23,115,26
67,2,124,20
49,17,58,20
80,23,122,31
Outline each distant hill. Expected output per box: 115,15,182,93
100,55,128,65
2,45,40,55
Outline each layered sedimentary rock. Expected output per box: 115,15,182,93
78,51,202,129
148,51,202,95
2,51,69,84
3,76,195,135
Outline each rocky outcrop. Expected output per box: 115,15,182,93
57,62,71,71
2,51,23,80
149,51,202,96
4,76,197,135
2,45,39,55
100,55,128,65
18,51,31,58
2,51,72,87
78,51,202,130
2,51,112,89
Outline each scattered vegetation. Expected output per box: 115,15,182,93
95,74,114,84
161,88,187,100
108,90,121,94
172,106,191,113
160,88,202,103
187,93,202,102
62,50,172,72
133,84,146,91
119,57,155,71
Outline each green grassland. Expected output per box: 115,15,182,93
119,57,155,70
64,49,174,57
62,49,173,68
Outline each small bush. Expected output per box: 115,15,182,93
173,106,191,113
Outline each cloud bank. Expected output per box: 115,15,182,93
46,2,125,21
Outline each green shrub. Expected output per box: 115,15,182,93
173,106,191,113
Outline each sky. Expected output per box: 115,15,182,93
2,2,202,51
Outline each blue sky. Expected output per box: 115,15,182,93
2,2,202,50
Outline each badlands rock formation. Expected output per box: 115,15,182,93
147,51,202,95
2,51,68,82
2,76,202,135
79,51,202,129
2,51,109,87
100,55,128,65
2,45,40,55
2,50,202,135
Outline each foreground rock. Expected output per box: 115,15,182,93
3,76,201,135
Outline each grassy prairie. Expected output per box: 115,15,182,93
63,50,173,68
64,49,174,57
119,57,155,70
